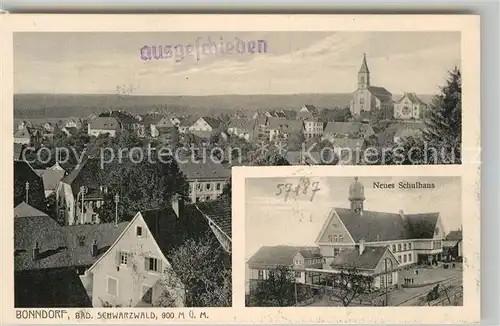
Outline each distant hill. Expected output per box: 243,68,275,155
13,93,436,119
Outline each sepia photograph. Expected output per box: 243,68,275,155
245,176,463,307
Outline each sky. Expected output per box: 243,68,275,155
245,176,462,260
14,32,461,95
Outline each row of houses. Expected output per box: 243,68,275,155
14,193,231,308
247,177,462,293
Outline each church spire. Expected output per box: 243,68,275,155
357,53,370,89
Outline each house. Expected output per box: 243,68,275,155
170,116,181,127
349,54,394,119
85,198,230,307
228,119,256,141
297,104,319,119
247,246,323,290
63,118,82,129
265,109,297,120
253,116,269,142
247,177,446,291
15,267,92,308
14,160,46,213
442,230,463,260
156,115,178,144
178,158,231,203
267,118,304,141
56,158,108,225
394,92,427,120
14,128,32,145
393,123,425,144
322,122,375,140
88,117,121,137
189,117,222,133
35,162,66,197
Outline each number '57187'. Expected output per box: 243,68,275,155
275,181,320,202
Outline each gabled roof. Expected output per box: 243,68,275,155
330,246,387,270
100,110,139,126
178,158,231,180
302,104,318,114
396,92,426,105
14,160,46,211
323,122,375,138
368,86,393,103
142,114,164,126
14,128,31,139
267,118,303,133
15,267,92,308
405,213,440,239
63,222,128,267
89,117,120,130
14,216,71,271
228,119,256,132
14,202,49,218
445,230,462,241
37,168,66,192
179,116,198,127
247,245,321,269
195,199,231,238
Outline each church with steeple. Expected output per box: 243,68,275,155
349,54,395,119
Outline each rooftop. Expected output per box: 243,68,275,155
247,245,321,269
330,246,387,270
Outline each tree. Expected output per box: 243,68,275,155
247,265,308,307
156,235,231,307
422,66,461,164
328,267,375,307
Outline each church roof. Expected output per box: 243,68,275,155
359,54,370,73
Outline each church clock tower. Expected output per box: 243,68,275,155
357,53,370,89
349,177,365,214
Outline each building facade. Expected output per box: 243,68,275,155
394,92,427,120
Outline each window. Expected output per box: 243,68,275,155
398,244,402,251
106,277,118,296
408,254,412,262
334,235,338,242
295,272,302,278
206,183,211,190
435,228,440,235
141,285,153,304
196,183,202,191
145,257,160,272
360,76,365,84
295,260,299,265
403,255,407,263
408,243,412,250
360,97,364,105
392,245,396,252
339,235,344,243
257,270,263,280
328,235,333,242
120,252,129,265
398,255,401,263
195,197,200,203
216,183,221,190
91,214,97,223
136,226,143,237
403,243,407,251
380,275,385,288
388,272,393,286
334,248,340,256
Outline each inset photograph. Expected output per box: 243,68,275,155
245,176,462,307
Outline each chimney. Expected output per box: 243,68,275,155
91,239,98,257
171,194,184,218
359,240,365,255
32,241,40,261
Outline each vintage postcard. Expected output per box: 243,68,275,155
0,14,479,324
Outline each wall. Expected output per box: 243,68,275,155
189,179,227,202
